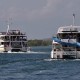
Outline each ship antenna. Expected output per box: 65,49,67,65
73,13,75,26
6,18,11,34
7,24,10,33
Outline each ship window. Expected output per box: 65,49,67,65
11,42,22,48
0,36,5,40
77,34,80,40
76,47,80,51
58,34,62,39
1,42,4,45
22,42,27,47
59,33,78,39
54,49,56,51
5,36,9,40
57,55,60,59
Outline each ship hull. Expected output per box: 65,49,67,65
51,50,80,59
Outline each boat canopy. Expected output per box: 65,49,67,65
57,25,80,33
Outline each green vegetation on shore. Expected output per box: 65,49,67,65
28,39,52,46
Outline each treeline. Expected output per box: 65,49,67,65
28,39,52,46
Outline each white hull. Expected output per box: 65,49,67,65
51,50,80,59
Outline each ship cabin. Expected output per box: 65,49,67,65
57,26,80,51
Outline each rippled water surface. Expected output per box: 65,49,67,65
0,46,80,80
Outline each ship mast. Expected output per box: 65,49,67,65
73,13,75,26
7,24,10,33
6,18,12,34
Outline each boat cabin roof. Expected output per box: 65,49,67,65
57,25,80,33
0,30,25,36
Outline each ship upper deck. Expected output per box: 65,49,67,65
0,30,26,36
57,25,80,33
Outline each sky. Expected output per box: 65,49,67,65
0,0,80,39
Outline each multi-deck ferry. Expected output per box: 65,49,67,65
0,26,27,52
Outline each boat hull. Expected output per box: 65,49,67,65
51,50,80,59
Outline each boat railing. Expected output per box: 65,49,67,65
7,32,25,35
63,51,77,56
1,36,27,42
61,39,77,43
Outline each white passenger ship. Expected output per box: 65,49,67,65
0,26,27,52
51,25,80,59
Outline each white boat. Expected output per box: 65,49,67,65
0,26,27,53
51,25,80,59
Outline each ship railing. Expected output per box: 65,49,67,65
61,39,76,43
11,45,22,48
7,31,26,35
2,38,27,42
63,51,77,56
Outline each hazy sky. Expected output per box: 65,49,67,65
0,0,80,39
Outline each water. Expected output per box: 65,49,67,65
0,46,80,80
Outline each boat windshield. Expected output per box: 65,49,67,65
58,33,80,39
